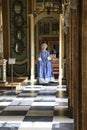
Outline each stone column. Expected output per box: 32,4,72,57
71,8,79,121
2,0,9,59
36,22,39,59
59,14,63,85
66,30,69,87
66,25,72,116
29,14,35,84
62,24,66,80
76,0,87,130
0,5,3,55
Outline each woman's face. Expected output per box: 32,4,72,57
41,45,46,51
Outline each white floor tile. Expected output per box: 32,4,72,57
0,102,11,106
18,122,52,130
32,102,55,106
4,106,30,111
0,116,24,121
53,116,74,123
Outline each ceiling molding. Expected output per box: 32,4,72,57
34,12,59,25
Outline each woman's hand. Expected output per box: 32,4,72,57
47,56,51,60
38,57,42,61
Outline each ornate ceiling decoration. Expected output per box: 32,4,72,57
63,0,78,34
34,0,62,15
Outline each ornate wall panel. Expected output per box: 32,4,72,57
9,0,28,76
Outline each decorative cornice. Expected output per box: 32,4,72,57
62,0,77,34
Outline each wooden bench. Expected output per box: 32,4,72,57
51,58,59,78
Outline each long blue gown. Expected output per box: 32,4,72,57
37,50,55,84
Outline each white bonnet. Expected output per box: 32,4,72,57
41,43,48,49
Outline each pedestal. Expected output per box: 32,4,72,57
0,59,7,83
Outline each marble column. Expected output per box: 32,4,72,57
0,5,3,55
36,23,39,59
61,21,65,80
29,14,35,84
2,0,9,59
59,14,63,85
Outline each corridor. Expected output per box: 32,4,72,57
0,84,73,130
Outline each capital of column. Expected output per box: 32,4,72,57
27,13,34,17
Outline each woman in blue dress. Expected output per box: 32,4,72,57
37,43,55,84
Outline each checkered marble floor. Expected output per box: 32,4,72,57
0,84,74,130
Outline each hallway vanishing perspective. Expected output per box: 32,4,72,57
0,83,73,130
0,0,87,130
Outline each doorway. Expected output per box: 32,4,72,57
34,17,59,79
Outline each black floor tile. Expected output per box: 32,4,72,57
0,111,27,116
56,91,68,98
54,108,69,116
0,106,6,110
5,100,13,102
22,90,39,93
3,91,18,96
17,95,36,97
58,102,68,106
38,93,56,96
30,106,54,110
34,99,55,102
23,116,53,122
0,99,4,102
0,127,18,130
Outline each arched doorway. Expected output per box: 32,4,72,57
28,12,66,84
34,13,60,80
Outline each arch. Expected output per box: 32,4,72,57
34,12,59,25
